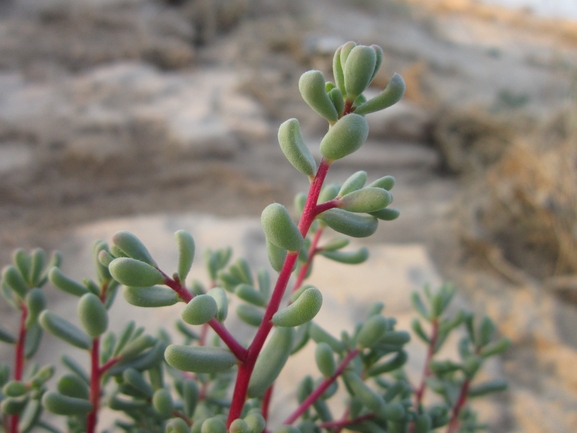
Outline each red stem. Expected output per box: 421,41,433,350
86,338,101,433
10,304,28,433
320,413,375,429
227,159,332,427
414,318,439,408
284,349,359,425
14,305,27,381
292,228,324,293
99,356,122,375
446,379,471,433
261,385,274,422
163,277,247,361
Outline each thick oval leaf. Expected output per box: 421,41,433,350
343,45,376,100
338,171,367,197
57,374,89,399
319,114,369,161
320,248,369,264
272,287,322,327
248,327,294,398
356,315,388,349
77,293,108,337
320,209,378,238
315,342,336,377
25,288,46,329
339,188,391,213
112,231,156,265
354,74,406,116
207,287,228,322
181,295,218,325
299,70,338,122
2,266,28,300
164,345,237,373
175,230,195,282
278,118,316,176
48,268,88,297
261,203,303,252
123,286,179,308
42,392,93,416
39,311,91,350
109,258,165,287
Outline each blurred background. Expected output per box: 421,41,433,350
0,0,576,431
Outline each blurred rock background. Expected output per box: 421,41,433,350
0,0,576,431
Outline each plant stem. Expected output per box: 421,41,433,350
261,385,274,422
10,303,29,433
284,349,359,425
446,379,471,433
86,338,101,433
414,318,439,409
292,228,324,293
163,276,247,360
227,159,332,426
319,413,375,430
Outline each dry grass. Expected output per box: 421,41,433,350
452,106,577,281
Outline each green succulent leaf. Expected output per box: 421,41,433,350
2,265,29,300
356,315,388,348
181,294,218,325
77,293,108,337
248,327,294,398
175,229,196,282
319,114,369,161
111,231,156,266
338,171,367,197
467,379,507,397
109,257,165,287
57,374,89,399
354,73,406,116
315,342,336,377
29,248,46,287
272,286,322,327
39,311,91,350
278,118,317,176
339,187,392,213
0,325,16,344
48,267,89,297
343,371,385,414
236,304,264,327
24,288,46,329
343,45,377,100
320,209,378,238
123,285,179,307
153,388,173,417
164,345,237,373
320,247,369,264
42,392,93,416
299,70,338,122
369,208,400,221
261,203,303,252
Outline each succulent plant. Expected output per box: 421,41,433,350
0,42,508,433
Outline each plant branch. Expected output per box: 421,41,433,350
163,275,247,361
414,318,439,409
284,348,359,425
446,378,471,433
86,338,101,433
314,200,338,217
227,159,332,427
261,385,274,422
319,413,375,430
10,303,29,433
292,228,324,293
